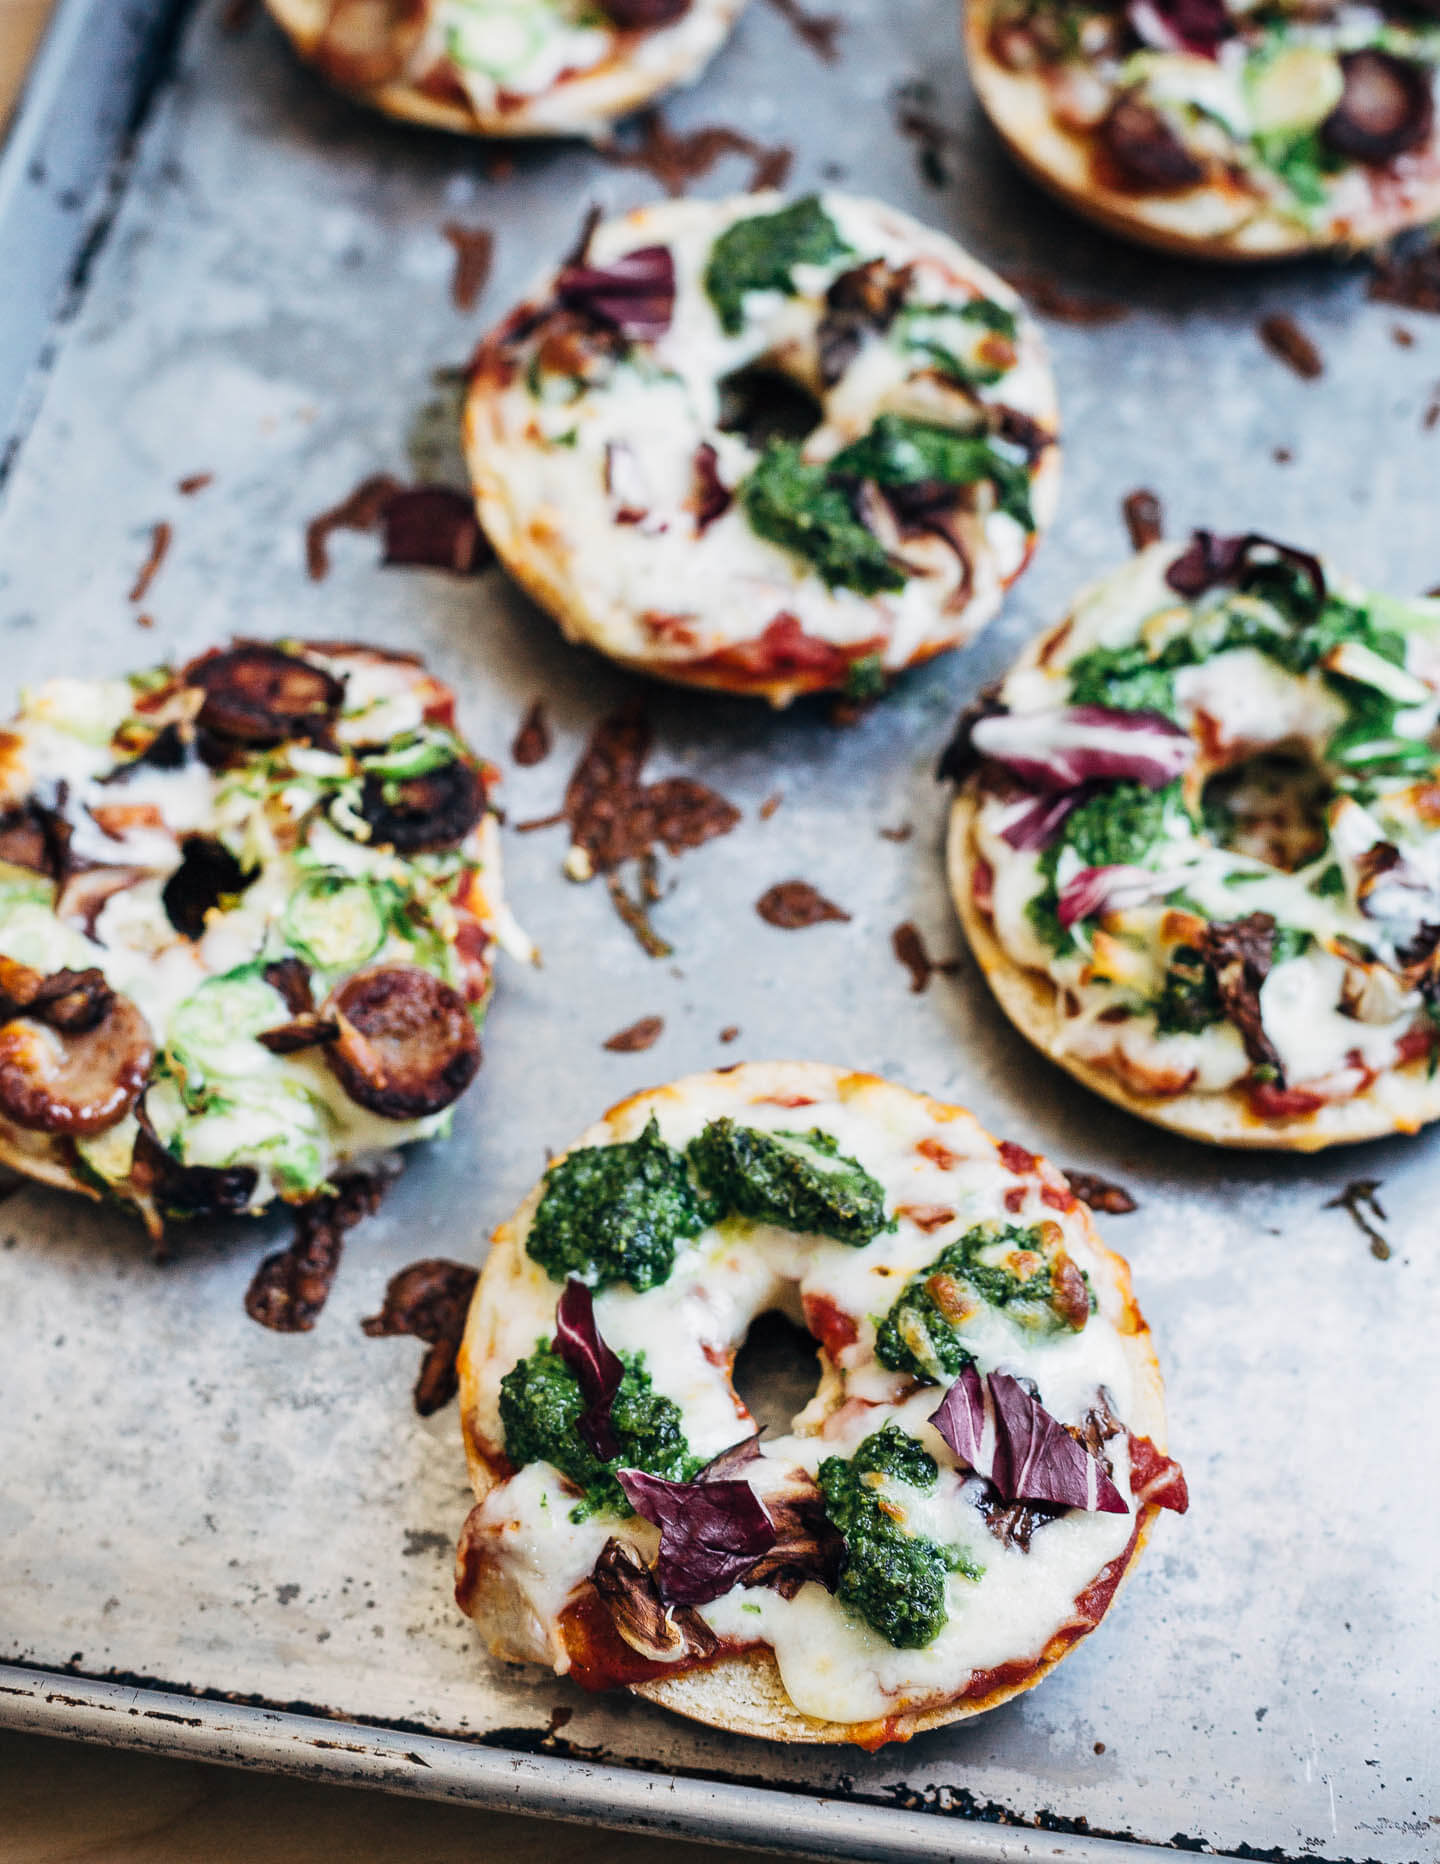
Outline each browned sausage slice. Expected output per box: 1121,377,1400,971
0,980,153,1136
356,758,484,852
186,645,344,746
1322,51,1434,164
322,966,479,1119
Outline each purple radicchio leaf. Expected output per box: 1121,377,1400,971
970,704,1195,793
1057,863,1170,930
1165,530,1326,606
1127,0,1233,59
617,1466,778,1606
553,1278,623,1461
999,785,1096,852
556,245,676,342
930,1366,1128,1514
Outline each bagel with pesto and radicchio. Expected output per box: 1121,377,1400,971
944,534,1440,1148
965,0,1440,258
454,1062,1185,1746
264,0,748,137
464,194,1060,706
0,641,532,1238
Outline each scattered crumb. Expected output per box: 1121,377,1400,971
1063,1169,1138,1215
1273,446,1293,465
442,222,495,312
759,792,783,820
511,698,552,768
879,823,913,843
128,521,172,603
1424,383,1440,431
1258,313,1323,380
1323,1179,1391,1260
1121,488,1163,552
719,1025,740,1043
177,472,213,495
892,921,960,992
603,1015,664,1053
135,612,155,630
1392,325,1415,348
757,880,850,928
361,1258,480,1415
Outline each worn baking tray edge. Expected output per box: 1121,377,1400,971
0,0,190,480
0,1662,1238,1864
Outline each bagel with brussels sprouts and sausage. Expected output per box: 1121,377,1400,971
0,640,531,1237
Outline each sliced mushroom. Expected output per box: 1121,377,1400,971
0,794,72,879
322,965,479,1119
186,645,344,748
816,259,914,387
0,972,152,1136
355,758,484,853
162,835,257,940
130,1102,258,1216
1322,52,1433,165
589,1538,717,1663
1098,93,1206,191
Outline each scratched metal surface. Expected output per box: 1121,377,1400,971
0,1,1437,1859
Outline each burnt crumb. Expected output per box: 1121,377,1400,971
719,1025,740,1043
543,1705,574,1741
442,222,495,312
597,109,792,196
245,1170,394,1334
1002,271,1129,325
1273,446,1293,464
1259,313,1324,380
603,1015,664,1052
763,0,842,61
1424,384,1440,431
1122,489,1164,552
757,880,851,928
556,705,739,956
759,792,783,820
136,613,155,630
1094,1741,1106,1754
1324,1178,1391,1260
362,1257,479,1415
1392,325,1415,348
177,472,213,496
305,476,490,580
511,698,552,767
1369,236,1440,315
879,822,913,843
892,921,960,992
128,521,172,604
1063,1169,1138,1215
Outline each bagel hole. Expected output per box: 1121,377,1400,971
1201,751,1330,873
717,366,823,451
731,1309,823,1437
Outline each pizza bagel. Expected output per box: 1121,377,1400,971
945,533,1440,1148
454,1061,1185,1746
965,0,1440,259
464,193,1060,705
0,641,533,1237
264,0,748,138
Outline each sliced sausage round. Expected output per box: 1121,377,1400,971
323,966,479,1120
1321,51,1434,165
0,990,153,1135
356,759,485,853
1098,94,1205,192
187,645,344,746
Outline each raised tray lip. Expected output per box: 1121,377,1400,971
0,1660,1228,1864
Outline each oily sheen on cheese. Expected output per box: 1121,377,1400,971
465,194,1060,706
0,642,531,1236
264,0,748,139
455,1063,1182,1745
946,538,1440,1149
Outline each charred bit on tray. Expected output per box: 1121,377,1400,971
361,1257,480,1415
512,699,553,768
603,1015,664,1053
177,472,213,496
128,521,172,604
1274,446,1293,465
1122,489,1164,552
879,822,913,842
1001,271,1129,326
762,0,843,61
719,1024,740,1043
245,1168,395,1334
1063,1169,1138,1216
1259,314,1324,381
757,880,851,929
1324,1178,1391,1260
442,222,495,312
1423,385,1440,432
759,793,782,820
892,920,960,993
597,109,793,196
306,474,490,580
1392,325,1415,348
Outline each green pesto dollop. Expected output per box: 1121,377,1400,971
828,413,1034,532
740,440,905,596
498,1340,698,1521
703,194,851,336
818,1424,982,1649
875,1222,1087,1384
1027,779,1187,954
525,1114,708,1291
688,1117,893,1246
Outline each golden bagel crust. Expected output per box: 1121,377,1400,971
963,0,1440,259
947,792,1440,1150
456,1061,1174,1746
265,0,749,139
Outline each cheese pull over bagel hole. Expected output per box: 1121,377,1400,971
464,194,1060,705
455,1063,1184,1742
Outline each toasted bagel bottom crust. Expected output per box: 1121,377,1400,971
963,0,1440,259
265,0,747,138
456,1060,1172,1746
947,792,1440,1151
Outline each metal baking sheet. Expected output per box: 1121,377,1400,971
1,1,1437,1858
